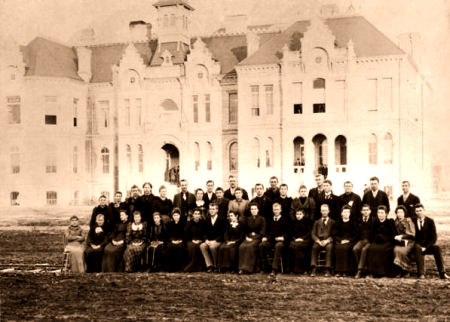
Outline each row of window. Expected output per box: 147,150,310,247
101,145,144,174
162,13,188,29
10,191,58,206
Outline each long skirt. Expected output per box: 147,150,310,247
218,242,239,271
238,239,261,273
334,242,356,274
184,241,204,272
123,242,146,272
367,242,394,276
102,243,125,272
85,246,104,273
165,242,186,272
393,241,414,270
64,242,85,273
146,243,165,270
289,240,311,273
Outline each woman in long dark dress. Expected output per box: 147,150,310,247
146,212,167,271
123,211,148,272
218,211,245,272
183,208,205,272
85,213,108,273
289,208,313,274
165,208,186,272
238,202,266,274
333,205,358,276
367,205,396,277
393,205,415,277
102,210,128,272
152,186,173,225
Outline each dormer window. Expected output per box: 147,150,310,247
161,49,173,66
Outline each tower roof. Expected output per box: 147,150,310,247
153,0,194,11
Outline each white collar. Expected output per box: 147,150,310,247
132,223,143,230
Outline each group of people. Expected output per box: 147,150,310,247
63,175,449,279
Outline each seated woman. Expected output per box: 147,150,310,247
146,212,167,272
183,208,205,272
123,210,148,272
218,211,245,272
393,205,415,277
102,209,128,272
85,213,108,273
64,215,86,273
367,205,396,277
332,205,358,277
238,202,266,274
288,209,313,274
165,208,186,272
152,186,173,225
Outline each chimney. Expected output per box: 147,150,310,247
397,32,422,64
224,14,248,34
76,46,92,83
129,21,150,42
246,31,260,56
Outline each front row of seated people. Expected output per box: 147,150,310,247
64,201,449,279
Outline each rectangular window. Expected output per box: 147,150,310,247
313,104,326,113
293,82,302,114
294,104,303,114
367,79,378,111
135,98,142,126
193,95,198,123
381,78,393,111
124,99,130,126
7,96,21,124
46,150,57,173
73,98,78,127
46,191,57,205
10,191,19,206
265,85,273,115
45,96,58,125
251,85,260,116
229,92,237,123
99,100,109,128
45,115,57,124
205,94,211,123
336,80,345,112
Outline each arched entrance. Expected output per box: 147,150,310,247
162,144,180,185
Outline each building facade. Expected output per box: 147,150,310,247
0,0,432,207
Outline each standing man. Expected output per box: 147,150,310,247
362,177,390,216
173,179,196,221
108,191,125,230
90,194,112,232
290,185,316,221
353,204,374,279
339,181,362,222
273,184,293,219
200,203,226,272
224,175,249,201
125,185,141,221
317,180,341,222
140,182,156,225
413,204,449,279
397,181,421,220
310,204,335,277
264,176,280,202
308,174,325,219
203,180,217,210
214,187,229,219
250,183,272,221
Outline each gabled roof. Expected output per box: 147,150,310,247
239,16,404,67
22,37,82,81
149,42,190,67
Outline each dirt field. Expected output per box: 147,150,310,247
1,230,450,321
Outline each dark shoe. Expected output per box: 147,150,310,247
270,270,276,277
310,268,317,277
355,270,362,279
207,267,213,273
440,272,449,280
365,274,373,279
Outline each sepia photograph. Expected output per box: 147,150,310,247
0,0,449,320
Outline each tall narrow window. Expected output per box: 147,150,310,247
229,142,238,170
205,94,211,123
369,134,377,165
46,147,57,173
170,14,176,26
124,99,130,126
293,82,303,114
138,144,144,173
206,142,212,170
313,78,326,113
335,135,347,172
293,137,305,166
265,85,273,115
266,137,274,168
335,80,345,112
251,85,260,116
46,191,57,205
313,134,328,175
135,98,142,126
383,133,393,164
252,138,260,168
10,146,20,174
367,79,378,111
73,98,78,127
381,78,393,111
229,92,237,123
73,146,78,174
99,101,109,128
193,95,199,123
10,191,19,206
7,96,21,124
163,14,169,27
126,145,132,170
101,147,110,174
194,142,200,171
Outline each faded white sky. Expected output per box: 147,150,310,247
1,0,449,160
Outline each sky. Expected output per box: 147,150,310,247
0,0,449,159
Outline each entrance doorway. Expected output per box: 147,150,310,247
162,144,180,185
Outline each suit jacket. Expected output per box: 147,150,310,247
339,192,362,221
173,191,196,218
362,190,390,216
397,193,421,220
356,215,375,242
139,194,156,224
203,216,226,242
244,215,266,240
317,193,342,222
224,187,249,201
250,195,273,220
90,205,113,232
308,187,324,219
264,215,290,243
203,192,217,210
414,216,437,249
273,196,293,219
311,217,335,243
216,197,230,219
264,188,280,201
290,197,316,221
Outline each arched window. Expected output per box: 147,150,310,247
194,142,200,171
126,145,132,170
10,146,20,174
163,14,169,27
266,137,274,168
10,191,19,206
251,138,260,168
383,133,393,164
313,78,326,113
138,144,144,173
335,136,347,165
73,146,78,174
46,191,57,205
101,147,110,174
206,142,212,170
312,134,328,175
293,137,305,166
229,142,238,171
369,134,377,165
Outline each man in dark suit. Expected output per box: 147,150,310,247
273,183,293,219
90,194,113,232
413,204,449,279
310,204,335,277
339,181,362,222
203,180,217,210
107,191,126,231
308,174,325,219
264,176,280,202
362,177,390,216
353,204,374,278
214,187,229,219
250,183,272,220
259,203,290,275
200,203,226,272
173,179,196,221
397,181,421,220
140,182,156,225
125,185,141,222
224,175,249,201
316,180,341,222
